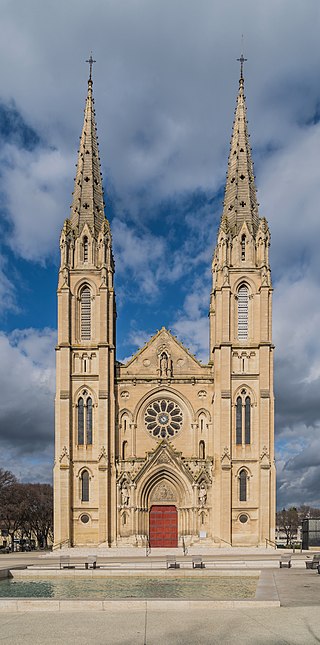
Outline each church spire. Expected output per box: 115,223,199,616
221,54,260,236
70,57,106,236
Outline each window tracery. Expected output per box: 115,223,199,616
77,391,93,445
144,399,183,439
235,390,251,445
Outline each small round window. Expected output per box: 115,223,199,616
80,514,90,524
239,514,248,524
144,399,183,439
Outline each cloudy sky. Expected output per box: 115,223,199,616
0,0,320,509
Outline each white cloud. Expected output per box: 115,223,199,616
0,144,71,262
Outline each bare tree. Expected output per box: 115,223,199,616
276,507,300,546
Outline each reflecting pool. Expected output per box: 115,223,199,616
0,576,258,600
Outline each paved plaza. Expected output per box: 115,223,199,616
0,551,320,644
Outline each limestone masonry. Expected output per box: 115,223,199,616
53,61,276,548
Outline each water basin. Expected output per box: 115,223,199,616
0,576,258,600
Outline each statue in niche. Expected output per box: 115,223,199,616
198,482,207,507
223,264,229,285
160,352,168,376
121,483,130,507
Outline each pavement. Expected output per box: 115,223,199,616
0,550,320,644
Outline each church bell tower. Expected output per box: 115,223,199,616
210,56,276,545
54,59,116,547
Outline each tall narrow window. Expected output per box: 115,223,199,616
86,398,92,445
83,236,88,262
236,397,242,444
78,398,84,445
238,285,249,340
239,469,247,502
245,396,251,444
199,440,205,459
241,234,246,261
122,441,128,460
81,470,89,502
80,286,91,340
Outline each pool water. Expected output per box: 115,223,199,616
0,576,257,600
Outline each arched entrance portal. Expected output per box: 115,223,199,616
149,505,178,547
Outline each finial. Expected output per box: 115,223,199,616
237,52,247,81
86,53,96,81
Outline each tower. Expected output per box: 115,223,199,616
210,56,275,545
54,61,116,547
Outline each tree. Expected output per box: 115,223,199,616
276,507,300,546
0,482,28,551
27,484,53,549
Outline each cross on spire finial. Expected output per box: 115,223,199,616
86,53,96,81
237,53,247,81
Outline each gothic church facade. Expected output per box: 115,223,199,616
54,62,276,548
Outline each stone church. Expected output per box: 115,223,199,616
54,59,276,549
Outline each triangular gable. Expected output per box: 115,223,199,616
120,327,205,373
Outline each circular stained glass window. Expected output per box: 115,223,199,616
239,514,248,524
144,399,183,439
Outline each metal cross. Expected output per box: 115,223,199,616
86,53,96,81
237,53,247,80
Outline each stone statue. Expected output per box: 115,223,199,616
160,352,168,376
121,483,129,507
198,482,207,507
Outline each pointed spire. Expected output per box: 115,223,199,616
70,57,106,236
221,54,260,236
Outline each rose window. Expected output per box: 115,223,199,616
144,399,183,439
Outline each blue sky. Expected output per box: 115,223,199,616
1,0,320,509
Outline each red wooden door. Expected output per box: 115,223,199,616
149,505,178,547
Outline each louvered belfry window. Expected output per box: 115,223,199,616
81,286,91,340
238,285,249,340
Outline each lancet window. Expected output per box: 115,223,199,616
77,393,93,445
239,469,247,502
81,470,90,502
235,391,251,445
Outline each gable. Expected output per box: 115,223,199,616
118,327,208,378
